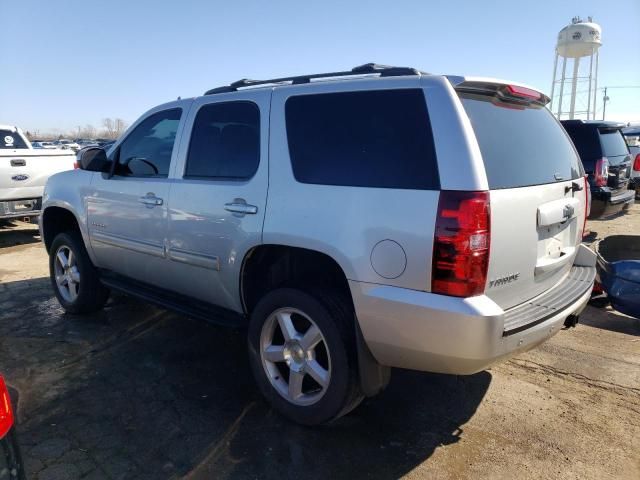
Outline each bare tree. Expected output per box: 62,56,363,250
102,118,116,139
100,118,128,139
114,118,127,137
82,124,96,138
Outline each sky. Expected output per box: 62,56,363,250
2,0,639,135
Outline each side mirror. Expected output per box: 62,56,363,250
79,147,111,172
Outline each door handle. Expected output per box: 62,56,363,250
139,193,163,206
224,201,258,215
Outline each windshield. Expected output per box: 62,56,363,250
0,130,28,149
459,93,581,189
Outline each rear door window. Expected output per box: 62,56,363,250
0,130,28,149
460,93,582,189
285,89,439,190
185,101,260,179
599,129,629,165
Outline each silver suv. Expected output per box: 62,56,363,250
40,64,596,425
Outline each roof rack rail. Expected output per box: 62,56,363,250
204,63,427,95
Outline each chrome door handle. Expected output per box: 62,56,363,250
139,194,163,206
224,202,258,215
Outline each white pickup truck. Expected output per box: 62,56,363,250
1,125,76,221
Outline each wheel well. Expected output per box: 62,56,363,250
42,207,81,252
241,245,353,315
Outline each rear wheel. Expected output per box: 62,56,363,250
49,231,109,314
248,288,363,425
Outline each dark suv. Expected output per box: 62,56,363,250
561,120,634,218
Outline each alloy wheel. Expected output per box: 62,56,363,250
53,245,80,303
259,307,332,406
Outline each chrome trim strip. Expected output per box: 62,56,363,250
167,247,220,271
91,231,165,258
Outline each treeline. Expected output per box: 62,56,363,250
25,118,128,140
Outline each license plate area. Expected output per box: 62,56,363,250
535,217,577,277
538,221,572,256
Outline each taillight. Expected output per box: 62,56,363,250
73,161,80,169
594,157,609,187
432,191,490,297
0,376,14,439
633,154,640,172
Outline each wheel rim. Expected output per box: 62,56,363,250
54,245,80,303
259,307,332,406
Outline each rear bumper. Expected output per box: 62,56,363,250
589,188,634,218
0,198,42,219
351,247,596,375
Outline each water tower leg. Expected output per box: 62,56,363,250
587,51,594,120
557,56,567,118
593,50,599,120
550,53,559,112
569,57,580,120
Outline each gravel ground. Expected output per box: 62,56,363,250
0,207,638,480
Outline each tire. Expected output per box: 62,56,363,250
248,288,363,425
49,231,109,314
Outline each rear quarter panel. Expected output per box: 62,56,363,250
264,77,448,290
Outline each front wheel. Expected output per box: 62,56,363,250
248,288,363,425
49,231,109,314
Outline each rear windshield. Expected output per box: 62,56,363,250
285,89,439,190
599,129,629,160
0,130,28,149
460,93,581,189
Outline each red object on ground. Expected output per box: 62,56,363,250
0,376,14,439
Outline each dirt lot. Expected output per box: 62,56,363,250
0,207,639,480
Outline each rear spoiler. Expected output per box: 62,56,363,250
446,76,550,107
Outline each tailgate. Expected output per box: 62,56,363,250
0,150,76,198
457,85,586,310
489,183,586,309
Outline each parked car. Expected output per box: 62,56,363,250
31,141,58,149
76,139,99,149
53,139,80,152
561,120,634,218
40,64,596,425
622,127,640,198
1,125,76,221
0,376,26,480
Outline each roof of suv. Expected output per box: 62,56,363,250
561,120,627,129
204,63,429,95
201,63,551,107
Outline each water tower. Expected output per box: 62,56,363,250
550,17,602,120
